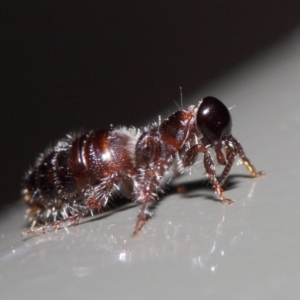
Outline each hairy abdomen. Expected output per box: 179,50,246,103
22,129,137,223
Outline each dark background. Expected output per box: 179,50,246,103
1,1,299,209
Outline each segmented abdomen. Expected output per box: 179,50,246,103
22,129,137,223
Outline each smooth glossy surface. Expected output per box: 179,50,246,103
197,96,232,146
1,36,300,299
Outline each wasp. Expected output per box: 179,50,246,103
22,96,264,236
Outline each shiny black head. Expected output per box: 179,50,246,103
197,96,232,164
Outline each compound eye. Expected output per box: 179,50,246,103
196,96,232,146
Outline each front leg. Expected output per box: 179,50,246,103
219,146,236,186
182,144,233,204
203,150,233,204
229,136,265,178
182,144,205,167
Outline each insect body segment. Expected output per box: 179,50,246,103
22,96,264,236
23,129,138,228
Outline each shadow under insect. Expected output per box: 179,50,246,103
22,173,253,239
144,173,253,216
87,173,254,226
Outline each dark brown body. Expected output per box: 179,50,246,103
23,129,138,222
22,97,264,236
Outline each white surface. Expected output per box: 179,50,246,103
1,35,300,299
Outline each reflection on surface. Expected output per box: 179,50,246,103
191,215,225,270
0,175,262,282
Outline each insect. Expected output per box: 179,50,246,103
22,96,264,237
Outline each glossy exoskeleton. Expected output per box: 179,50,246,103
22,96,264,236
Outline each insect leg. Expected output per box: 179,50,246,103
182,144,233,204
182,144,205,167
219,145,236,186
203,149,234,204
229,136,265,178
132,168,161,236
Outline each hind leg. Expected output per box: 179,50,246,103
23,174,119,237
